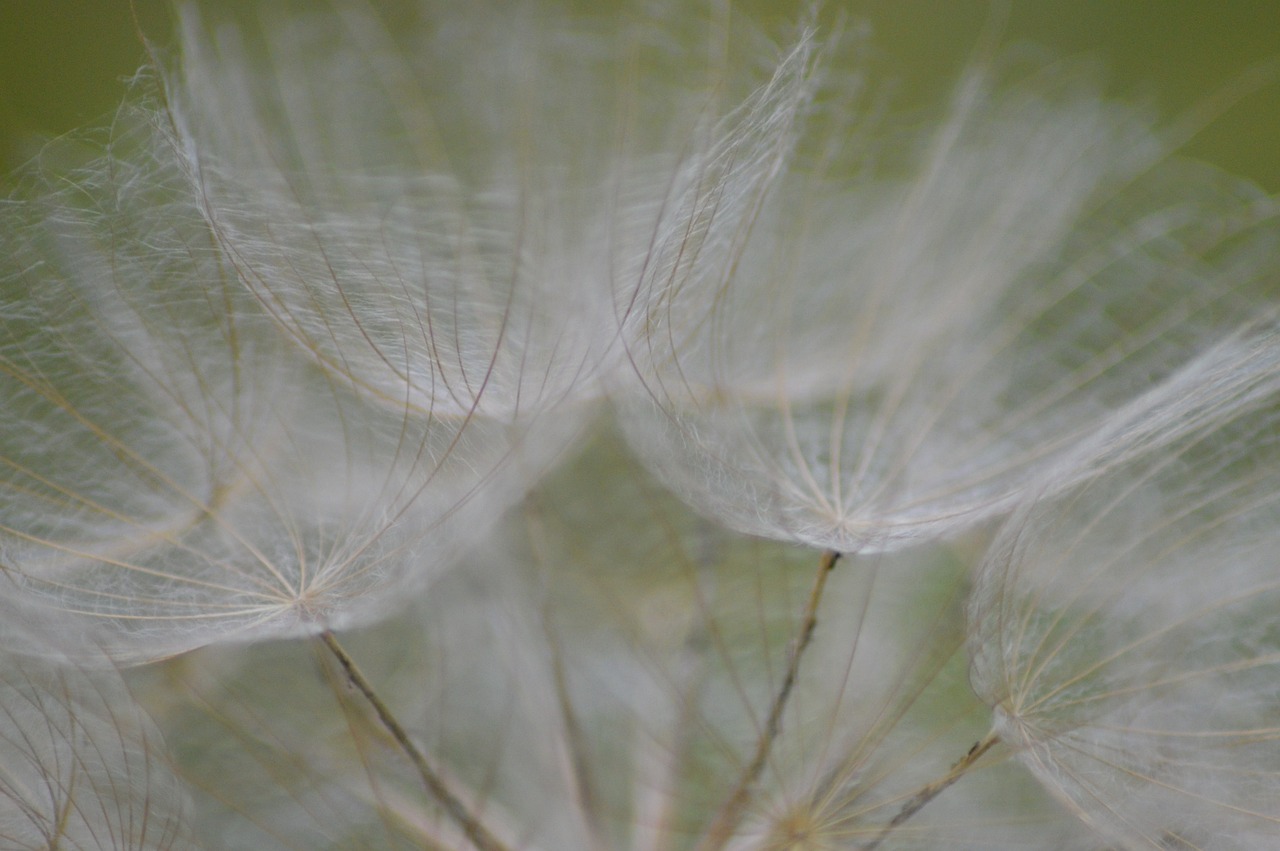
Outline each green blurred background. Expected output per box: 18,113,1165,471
2,1,1278,188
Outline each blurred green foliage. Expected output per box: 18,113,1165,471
2,1,1279,188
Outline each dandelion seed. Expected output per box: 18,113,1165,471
8,3,1279,848
968,329,1280,848
374,430,1080,850
5,6,829,845
0,103,530,663
162,2,820,425
621,50,1280,554
0,610,192,849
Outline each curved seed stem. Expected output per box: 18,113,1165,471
319,630,512,851
859,732,1002,851
699,548,842,850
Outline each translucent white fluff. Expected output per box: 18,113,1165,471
968,329,1280,849
165,2,820,421
351,433,1090,851
0,112,535,662
620,57,1280,553
0,613,192,849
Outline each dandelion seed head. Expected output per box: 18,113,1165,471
4,3,1279,847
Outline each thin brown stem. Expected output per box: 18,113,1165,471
544,617,609,851
318,630,512,851
859,732,1002,851
699,548,842,850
